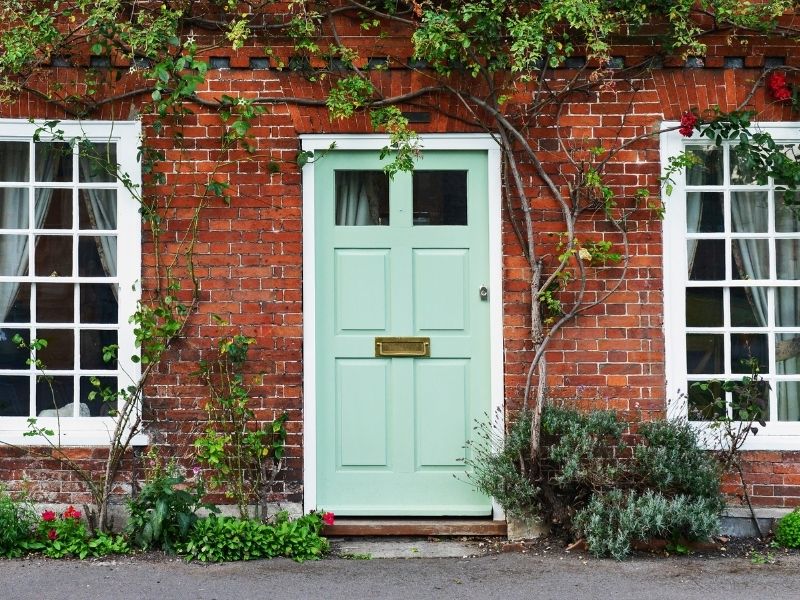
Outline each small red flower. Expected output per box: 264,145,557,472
678,110,698,137
322,511,335,526
47,529,58,541
41,510,56,522
767,71,792,102
63,506,81,520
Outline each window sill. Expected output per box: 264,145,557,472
690,421,800,451
0,417,148,447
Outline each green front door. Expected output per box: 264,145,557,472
315,149,492,515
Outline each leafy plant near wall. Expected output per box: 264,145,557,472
774,507,800,548
194,332,288,520
0,486,37,558
0,0,799,513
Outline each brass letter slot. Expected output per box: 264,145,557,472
374,337,430,357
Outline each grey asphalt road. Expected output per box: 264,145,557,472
1,552,799,600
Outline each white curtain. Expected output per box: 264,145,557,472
731,192,769,326
79,161,117,284
336,172,382,226
775,204,800,420
686,193,703,274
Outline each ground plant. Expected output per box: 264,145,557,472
0,486,36,558
773,508,800,548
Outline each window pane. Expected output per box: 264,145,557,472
685,145,722,186
37,283,74,323
80,284,118,324
0,189,28,227
79,143,117,183
775,193,800,232
35,142,72,182
0,142,30,182
335,171,389,226
79,190,117,229
777,382,800,421
36,329,74,370
730,287,764,327
0,375,29,416
731,333,768,374
79,236,116,277
731,192,768,233
688,239,725,280
776,239,800,280
732,380,769,422
730,146,761,185
80,376,117,416
687,380,724,421
36,375,74,416
686,192,723,233
686,333,723,374
0,329,29,369
776,288,800,327
732,239,769,280
413,171,467,225
774,145,800,187
38,189,72,229
0,235,29,275
80,330,117,370
34,235,72,276
686,288,723,327
776,334,800,374
0,283,30,323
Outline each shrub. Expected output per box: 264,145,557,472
774,508,800,548
0,486,36,558
179,511,329,563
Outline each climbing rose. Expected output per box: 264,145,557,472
47,529,58,541
63,506,81,520
322,512,335,526
41,510,56,522
767,71,792,102
678,111,698,137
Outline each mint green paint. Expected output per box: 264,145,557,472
316,150,491,515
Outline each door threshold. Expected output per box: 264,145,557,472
323,518,507,537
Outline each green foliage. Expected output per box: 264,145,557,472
573,489,721,560
195,333,288,519
179,512,329,563
0,487,36,558
126,452,217,553
774,508,800,548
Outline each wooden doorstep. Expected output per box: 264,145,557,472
323,518,507,537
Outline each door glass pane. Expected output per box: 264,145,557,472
776,288,800,327
35,142,72,182
731,333,768,374
37,284,74,323
0,189,28,227
0,142,29,182
39,189,72,229
80,284,118,324
79,236,116,276
413,171,467,225
686,192,723,232
731,192,768,232
0,236,29,275
34,235,72,276
79,190,117,229
732,239,768,280
80,376,117,416
79,143,117,183
36,329,74,370
686,287,722,326
0,375,29,416
685,145,722,186
686,334,723,374
776,239,800,280
688,239,724,280
0,329,29,369
687,380,724,421
730,287,764,327
777,382,800,421
0,283,30,323
335,171,389,226
36,375,74,416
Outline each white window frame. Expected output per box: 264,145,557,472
0,119,143,446
663,122,800,450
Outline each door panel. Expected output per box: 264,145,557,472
316,150,491,515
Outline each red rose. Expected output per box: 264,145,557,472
63,506,81,520
41,510,56,522
322,511,335,526
678,111,698,137
767,71,792,102
47,529,58,541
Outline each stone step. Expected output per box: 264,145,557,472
323,518,507,537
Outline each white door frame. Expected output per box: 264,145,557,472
300,134,505,518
